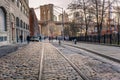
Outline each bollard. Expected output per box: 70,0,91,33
59,40,61,46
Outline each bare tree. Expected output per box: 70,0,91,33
68,0,119,42
90,0,117,43
68,0,92,39
114,1,120,32
69,21,79,37
64,25,70,36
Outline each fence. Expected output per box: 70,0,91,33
69,33,120,45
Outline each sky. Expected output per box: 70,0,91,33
29,0,72,20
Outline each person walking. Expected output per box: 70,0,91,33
27,35,30,44
39,36,41,42
74,38,77,44
19,35,23,43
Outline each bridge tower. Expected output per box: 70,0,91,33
40,4,54,21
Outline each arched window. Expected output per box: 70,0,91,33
12,0,15,2
0,8,6,31
16,17,19,27
23,22,25,29
48,10,50,20
26,24,27,29
20,20,22,28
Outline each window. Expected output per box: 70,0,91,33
16,0,19,7
26,24,27,29
12,0,15,2
19,2,22,11
20,20,23,28
25,9,26,15
0,36,7,42
23,22,25,29
16,17,19,27
0,8,6,31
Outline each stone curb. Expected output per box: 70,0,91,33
64,43,120,64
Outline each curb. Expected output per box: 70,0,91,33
64,43,120,64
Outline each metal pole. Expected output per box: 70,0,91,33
54,5,64,40
62,8,64,40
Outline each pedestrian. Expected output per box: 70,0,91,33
39,36,41,42
74,38,77,44
27,35,30,44
49,36,51,42
56,36,57,40
19,35,23,43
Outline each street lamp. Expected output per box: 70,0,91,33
54,5,64,39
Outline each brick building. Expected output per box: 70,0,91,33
0,0,29,45
29,8,40,37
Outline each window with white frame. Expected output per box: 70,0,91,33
0,8,6,32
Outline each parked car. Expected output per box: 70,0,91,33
30,36,39,42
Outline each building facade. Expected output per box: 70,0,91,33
0,0,29,45
29,8,40,37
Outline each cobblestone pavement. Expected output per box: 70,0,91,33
53,43,120,80
0,42,42,80
42,43,82,80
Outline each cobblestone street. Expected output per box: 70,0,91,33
53,42,120,80
0,42,42,80
42,43,82,80
0,41,120,80
1,0,120,79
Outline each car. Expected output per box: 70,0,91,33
30,36,39,42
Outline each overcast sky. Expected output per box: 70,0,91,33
29,0,72,20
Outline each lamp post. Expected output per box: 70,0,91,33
54,5,64,39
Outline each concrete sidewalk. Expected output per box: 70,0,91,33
0,43,27,57
64,41,120,63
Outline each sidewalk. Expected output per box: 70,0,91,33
0,42,41,80
0,43,27,57
64,41,120,63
